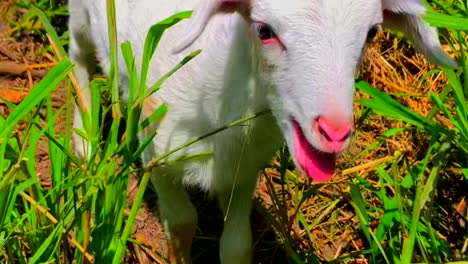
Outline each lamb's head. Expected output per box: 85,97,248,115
175,0,457,182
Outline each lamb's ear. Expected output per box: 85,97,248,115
173,0,250,53
382,0,457,69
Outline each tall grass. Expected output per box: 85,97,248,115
348,1,468,263
0,1,197,263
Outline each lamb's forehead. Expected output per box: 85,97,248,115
252,0,382,22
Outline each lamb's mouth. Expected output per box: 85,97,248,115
291,118,336,182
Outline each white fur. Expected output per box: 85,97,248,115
68,0,456,263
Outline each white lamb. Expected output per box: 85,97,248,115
68,0,456,263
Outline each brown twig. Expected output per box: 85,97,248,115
0,44,14,59
0,88,28,104
341,155,396,177
46,34,89,112
0,61,47,78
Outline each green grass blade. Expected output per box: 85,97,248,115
132,132,158,163
106,0,121,119
146,109,271,167
444,69,468,136
112,169,151,264
28,223,63,264
356,81,431,130
90,79,104,158
139,11,193,96
425,10,468,30
1,60,72,135
140,49,201,102
0,60,72,175
28,4,67,57
400,141,451,263
121,41,141,155
133,49,201,107
138,104,168,132
350,184,380,263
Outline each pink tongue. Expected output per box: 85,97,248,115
293,122,336,182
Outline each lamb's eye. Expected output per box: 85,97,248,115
254,23,279,45
366,25,379,43
257,24,276,39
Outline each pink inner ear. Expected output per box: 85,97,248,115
219,1,242,12
383,9,393,17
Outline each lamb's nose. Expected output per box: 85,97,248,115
315,116,353,152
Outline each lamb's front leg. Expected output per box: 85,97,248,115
69,0,95,158
217,177,258,264
151,169,198,264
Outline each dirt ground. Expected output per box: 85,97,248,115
0,21,60,189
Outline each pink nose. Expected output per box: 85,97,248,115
315,116,352,152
